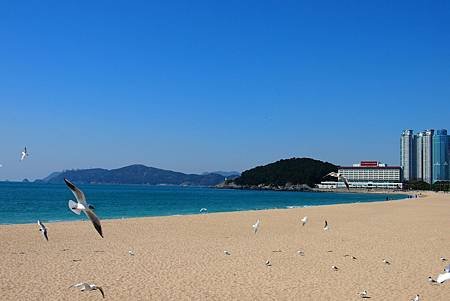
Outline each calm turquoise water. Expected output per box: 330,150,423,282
0,182,407,224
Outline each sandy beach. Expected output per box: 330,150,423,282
1,192,450,300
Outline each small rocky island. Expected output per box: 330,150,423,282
217,157,337,192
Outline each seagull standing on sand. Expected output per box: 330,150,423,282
440,257,447,261
301,216,308,226
224,250,231,255
324,220,329,231
37,220,48,241
64,178,103,237
331,265,339,271
323,172,350,190
382,259,391,265
358,290,369,298
265,260,271,266
252,219,260,234
70,282,105,298
411,294,419,301
20,146,28,161
428,276,437,284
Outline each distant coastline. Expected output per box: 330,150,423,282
215,181,411,195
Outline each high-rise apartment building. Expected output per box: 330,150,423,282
422,130,434,184
400,130,414,181
415,132,424,181
433,129,449,183
401,129,449,184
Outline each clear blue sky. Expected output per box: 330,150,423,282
0,0,449,181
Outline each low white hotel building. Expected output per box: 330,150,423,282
318,161,403,189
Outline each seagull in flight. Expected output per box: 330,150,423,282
436,264,450,283
301,216,308,226
70,282,105,298
252,219,260,234
37,220,48,241
324,220,329,231
323,172,350,190
20,146,29,161
65,178,103,237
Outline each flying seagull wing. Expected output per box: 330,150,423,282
64,178,86,205
37,220,48,241
97,286,105,298
323,172,339,179
84,209,103,238
444,264,450,273
70,282,88,289
342,176,350,190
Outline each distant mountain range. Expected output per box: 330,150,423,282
37,164,226,186
36,158,336,189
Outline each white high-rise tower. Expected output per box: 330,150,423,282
400,130,414,181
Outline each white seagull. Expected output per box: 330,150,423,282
382,259,391,265
252,219,260,234
331,265,339,271
297,250,305,256
224,250,231,255
20,146,28,161
65,178,103,237
128,250,135,256
358,290,369,298
436,264,450,283
37,220,48,241
70,282,105,298
200,208,208,214
428,276,438,284
440,256,447,261
411,294,419,301
324,220,329,231
323,172,350,190
265,260,271,266
301,216,308,226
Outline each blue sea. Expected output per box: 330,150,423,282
0,182,407,224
